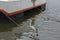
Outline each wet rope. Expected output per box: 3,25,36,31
3,13,21,27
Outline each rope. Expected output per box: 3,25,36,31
3,13,21,27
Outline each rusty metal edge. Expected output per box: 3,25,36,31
0,2,46,16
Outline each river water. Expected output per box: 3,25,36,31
0,0,60,40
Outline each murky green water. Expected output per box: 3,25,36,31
0,0,45,39
1,0,60,40
0,7,42,40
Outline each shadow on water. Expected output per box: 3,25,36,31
0,6,44,32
